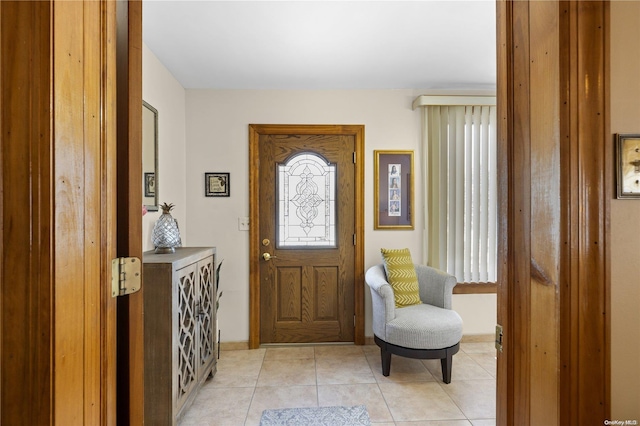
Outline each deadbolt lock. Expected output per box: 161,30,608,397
262,239,270,246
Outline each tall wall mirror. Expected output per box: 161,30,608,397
142,101,158,211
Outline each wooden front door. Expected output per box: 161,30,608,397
249,125,365,347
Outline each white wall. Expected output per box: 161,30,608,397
610,2,640,418
183,89,497,342
142,44,188,251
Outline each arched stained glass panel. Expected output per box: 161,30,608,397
277,153,336,247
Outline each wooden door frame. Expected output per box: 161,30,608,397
496,1,610,424
116,0,145,424
248,124,365,349
1,0,130,423
496,3,510,423
0,0,143,423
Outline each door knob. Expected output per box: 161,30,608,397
262,252,277,261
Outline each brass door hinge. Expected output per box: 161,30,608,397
495,324,503,353
111,257,142,297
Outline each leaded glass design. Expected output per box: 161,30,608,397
277,153,336,247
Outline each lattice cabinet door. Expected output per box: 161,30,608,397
175,263,198,412
196,256,216,382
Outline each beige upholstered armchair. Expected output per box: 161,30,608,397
365,264,463,383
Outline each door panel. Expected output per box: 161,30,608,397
249,125,365,347
276,267,303,321
259,134,355,343
314,267,339,320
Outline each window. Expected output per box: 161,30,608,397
414,96,497,284
277,152,336,248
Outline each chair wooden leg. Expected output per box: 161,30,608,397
441,353,453,384
381,348,392,376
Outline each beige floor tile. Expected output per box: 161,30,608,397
314,344,366,358
178,386,253,426
440,379,496,420
468,353,497,378
219,348,266,362
245,385,318,426
209,358,263,388
256,358,317,387
378,381,465,421
422,352,493,383
317,384,393,423
316,356,376,385
180,345,497,426
395,421,473,426
263,346,315,360
460,342,497,354
362,344,380,355
367,352,436,383
470,419,496,426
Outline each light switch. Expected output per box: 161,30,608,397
238,217,250,231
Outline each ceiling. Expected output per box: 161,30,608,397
142,1,496,90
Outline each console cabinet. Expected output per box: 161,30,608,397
143,247,217,425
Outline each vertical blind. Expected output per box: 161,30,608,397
420,102,497,283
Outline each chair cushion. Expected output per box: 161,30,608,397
381,248,421,308
385,303,463,350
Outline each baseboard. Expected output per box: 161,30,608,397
219,341,249,351
461,334,493,343
219,334,493,351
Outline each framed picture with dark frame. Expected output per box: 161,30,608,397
374,150,414,229
144,172,155,197
205,172,230,197
616,134,640,199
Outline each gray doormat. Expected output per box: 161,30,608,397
259,404,371,426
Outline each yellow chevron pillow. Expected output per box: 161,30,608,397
381,248,422,308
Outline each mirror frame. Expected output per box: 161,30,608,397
142,100,159,212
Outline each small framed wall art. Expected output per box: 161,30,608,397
374,150,414,229
616,134,640,199
205,172,230,197
144,172,156,197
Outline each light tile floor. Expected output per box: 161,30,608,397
178,342,497,426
